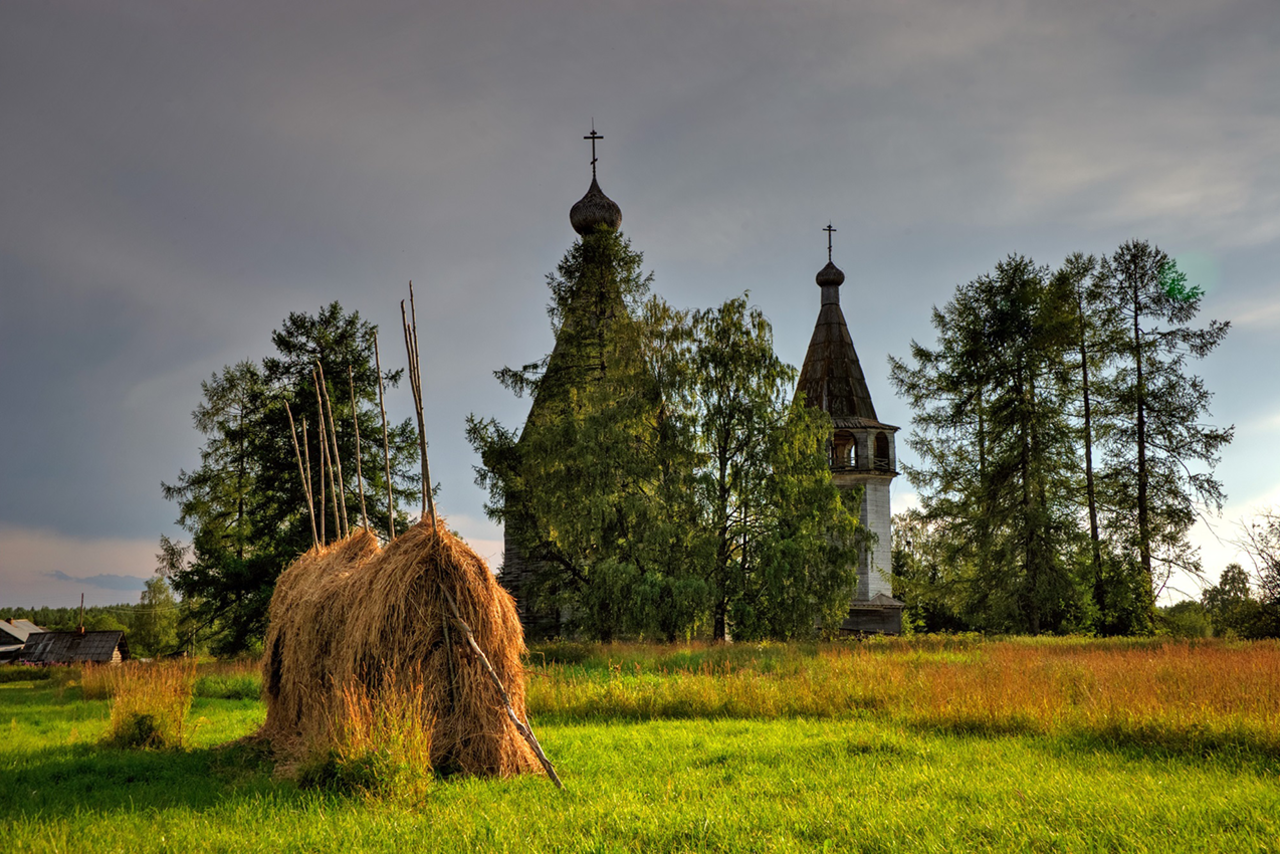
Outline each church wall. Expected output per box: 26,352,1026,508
863,478,893,600
832,471,893,603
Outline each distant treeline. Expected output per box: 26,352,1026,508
1,605,141,633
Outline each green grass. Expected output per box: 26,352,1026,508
2,643,1279,852
193,673,262,700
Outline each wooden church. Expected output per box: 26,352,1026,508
500,133,904,636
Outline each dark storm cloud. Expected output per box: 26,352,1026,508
1,0,1277,602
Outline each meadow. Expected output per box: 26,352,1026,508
1,638,1278,853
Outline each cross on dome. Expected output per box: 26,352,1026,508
569,121,622,235
584,121,603,179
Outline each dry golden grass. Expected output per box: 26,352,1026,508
95,659,197,749
528,638,1280,752
260,519,539,778
336,668,434,767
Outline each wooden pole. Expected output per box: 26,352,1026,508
409,283,436,527
374,332,395,539
401,292,434,527
316,362,350,539
400,300,421,514
314,370,338,544
348,365,368,530
438,584,563,789
285,401,318,547
303,416,319,545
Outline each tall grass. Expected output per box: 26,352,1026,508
193,658,262,700
298,670,435,799
0,665,54,684
527,638,1280,754
88,660,197,749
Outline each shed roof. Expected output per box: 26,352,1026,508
1,619,45,643
20,630,128,664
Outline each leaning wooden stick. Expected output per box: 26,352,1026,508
438,584,563,789
316,362,349,538
285,401,318,547
348,365,368,529
408,283,436,527
374,332,395,539
313,369,338,544
302,416,318,544
401,292,435,527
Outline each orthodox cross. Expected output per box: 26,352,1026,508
584,121,603,179
823,223,837,262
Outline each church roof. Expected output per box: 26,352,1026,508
569,176,622,235
796,261,885,425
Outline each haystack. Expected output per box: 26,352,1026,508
260,519,541,778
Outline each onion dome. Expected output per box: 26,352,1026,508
815,260,845,287
570,177,622,235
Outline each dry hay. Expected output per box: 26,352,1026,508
260,518,540,778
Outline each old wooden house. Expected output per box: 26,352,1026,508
20,629,129,665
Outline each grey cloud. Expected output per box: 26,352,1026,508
47,571,148,592
0,0,1276,602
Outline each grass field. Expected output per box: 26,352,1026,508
2,639,1278,853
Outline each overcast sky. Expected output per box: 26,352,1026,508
2,0,1277,607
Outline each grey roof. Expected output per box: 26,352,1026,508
0,619,45,643
850,593,906,609
796,270,882,424
569,177,622,235
815,260,845,287
20,630,129,664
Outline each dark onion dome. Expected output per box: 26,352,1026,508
815,260,845,287
570,176,623,235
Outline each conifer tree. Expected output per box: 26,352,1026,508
164,303,419,653
891,256,1088,632
1094,241,1232,626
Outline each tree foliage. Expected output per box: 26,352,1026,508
163,302,420,654
131,576,179,657
1094,241,1233,619
685,297,860,641
890,243,1232,635
468,229,860,641
890,256,1087,633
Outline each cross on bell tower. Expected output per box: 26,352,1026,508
824,223,836,262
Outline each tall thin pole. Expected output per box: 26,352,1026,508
302,417,317,545
314,370,338,543
316,362,349,539
409,282,436,526
400,299,423,516
348,365,368,530
285,401,318,547
374,332,395,539
401,285,435,527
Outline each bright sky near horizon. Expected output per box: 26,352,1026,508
2,0,1278,608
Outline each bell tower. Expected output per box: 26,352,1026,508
795,225,903,633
